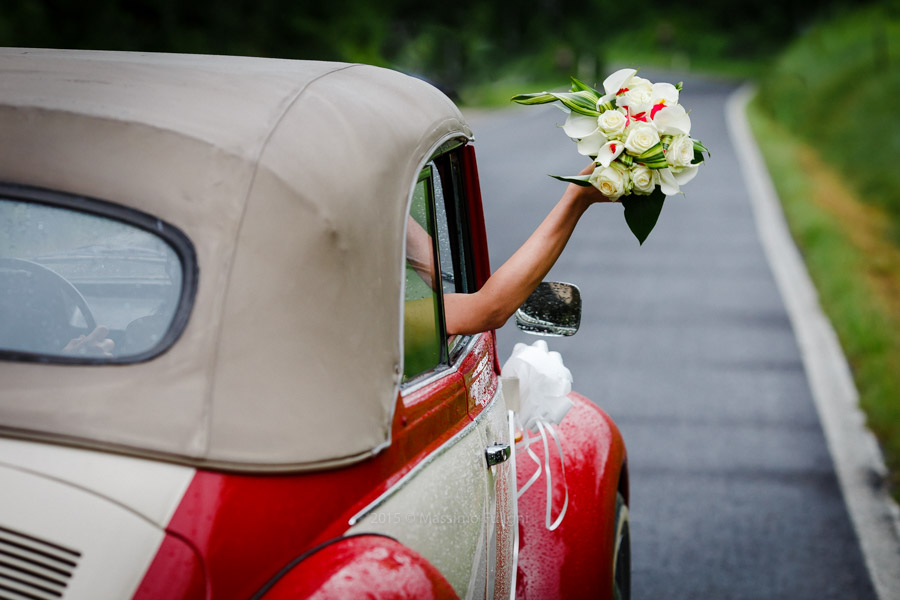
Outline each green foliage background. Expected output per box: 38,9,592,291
0,0,871,97
756,2,900,240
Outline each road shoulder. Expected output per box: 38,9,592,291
726,83,900,600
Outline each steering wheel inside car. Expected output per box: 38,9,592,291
0,257,98,354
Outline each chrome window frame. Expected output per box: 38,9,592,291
400,142,477,390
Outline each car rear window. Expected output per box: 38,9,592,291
0,189,195,363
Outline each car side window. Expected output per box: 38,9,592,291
403,167,444,381
402,148,474,382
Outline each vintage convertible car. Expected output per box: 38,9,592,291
0,48,629,599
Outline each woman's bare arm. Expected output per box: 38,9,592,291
444,165,611,335
406,215,435,288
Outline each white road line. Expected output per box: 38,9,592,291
726,83,900,600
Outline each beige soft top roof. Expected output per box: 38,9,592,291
0,48,472,471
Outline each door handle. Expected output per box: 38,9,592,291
485,443,511,467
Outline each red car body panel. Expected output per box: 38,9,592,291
515,394,627,600
133,532,207,600
258,535,458,600
461,145,502,377
461,145,492,293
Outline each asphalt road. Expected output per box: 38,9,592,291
463,73,878,599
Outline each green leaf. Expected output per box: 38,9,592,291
692,139,710,165
569,77,592,92
596,100,617,113
569,77,599,97
621,189,666,245
549,174,594,187
550,91,601,116
570,77,618,112
510,92,560,105
511,90,601,116
637,142,669,169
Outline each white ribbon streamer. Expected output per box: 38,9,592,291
516,428,543,500
515,419,569,531
503,340,574,531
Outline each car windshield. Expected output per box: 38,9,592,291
0,198,183,361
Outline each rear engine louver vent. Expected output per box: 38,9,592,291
0,525,81,600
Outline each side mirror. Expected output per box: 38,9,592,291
514,282,582,337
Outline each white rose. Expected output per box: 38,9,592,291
623,76,653,106
666,135,695,168
597,109,627,135
590,165,628,201
624,124,660,156
631,165,658,195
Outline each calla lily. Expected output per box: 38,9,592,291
653,104,692,135
648,83,680,119
576,130,608,157
652,82,679,106
595,140,625,167
563,113,601,138
603,68,637,97
562,112,608,156
672,165,700,186
658,168,681,195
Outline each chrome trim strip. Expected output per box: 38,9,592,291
348,394,494,527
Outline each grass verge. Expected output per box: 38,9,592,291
747,97,900,498
754,3,900,242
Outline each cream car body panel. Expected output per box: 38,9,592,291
0,438,195,527
0,459,190,599
348,393,515,599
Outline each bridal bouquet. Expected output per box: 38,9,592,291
512,68,709,244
